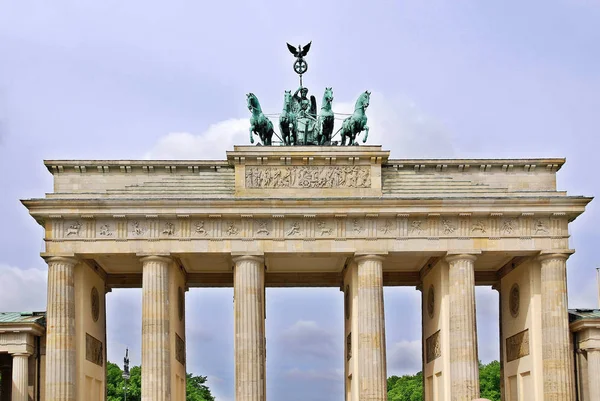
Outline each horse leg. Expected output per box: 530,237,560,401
362,126,369,143
279,121,288,145
249,126,255,144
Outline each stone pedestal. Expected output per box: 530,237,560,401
45,256,78,401
587,350,600,401
11,354,29,401
539,253,575,401
355,255,387,401
141,255,173,401
233,255,266,401
446,253,480,401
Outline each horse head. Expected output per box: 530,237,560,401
247,93,261,112
283,90,293,110
323,87,334,105
355,90,370,111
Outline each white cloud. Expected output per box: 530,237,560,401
144,92,455,160
0,264,47,311
279,320,338,360
144,119,248,160
387,339,422,376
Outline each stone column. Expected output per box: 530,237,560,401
233,255,266,401
587,350,600,401
539,252,575,401
11,353,29,401
355,254,387,401
141,255,173,401
446,253,479,401
45,256,78,401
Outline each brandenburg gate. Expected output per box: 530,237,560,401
22,145,591,401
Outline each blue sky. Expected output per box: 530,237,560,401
1,2,599,401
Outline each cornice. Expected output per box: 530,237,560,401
42,156,566,174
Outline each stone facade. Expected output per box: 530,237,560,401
21,145,594,401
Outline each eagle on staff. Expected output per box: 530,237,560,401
287,41,312,80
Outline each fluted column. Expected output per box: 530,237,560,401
11,353,29,401
233,255,266,401
446,253,479,401
355,254,387,401
539,252,575,401
141,255,172,401
45,256,77,401
587,350,600,401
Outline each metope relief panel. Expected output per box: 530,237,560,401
506,329,529,362
245,165,371,189
64,220,83,238
96,221,115,238
86,333,104,367
159,220,177,238
254,219,271,237
377,218,396,237
175,334,186,365
128,220,148,238
426,330,441,363
348,217,366,237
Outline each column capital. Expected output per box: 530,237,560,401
445,251,480,263
231,254,265,264
138,254,173,264
354,253,387,263
10,352,30,358
43,255,79,265
538,250,575,262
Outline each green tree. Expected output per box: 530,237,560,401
479,360,501,401
186,373,215,401
106,361,213,401
386,361,501,401
387,372,423,401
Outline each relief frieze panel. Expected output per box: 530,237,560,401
426,330,441,363
506,329,530,362
245,165,371,189
48,214,569,242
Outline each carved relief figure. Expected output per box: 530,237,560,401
501,219,515,234
131,221,144,236
66,222,82,236
534,220,549,234
379,219,394,234
441,219,456,234
226,222,240,236
471,220,487,233
286,222,301,236
256,221,270,235
410,220,423,234
162,222,175,236
317,220,332,236
195,221,207,235
352,219,364,234
99,224,113,236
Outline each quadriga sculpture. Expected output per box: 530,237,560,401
247,93,275,146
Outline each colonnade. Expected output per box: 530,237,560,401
40,250,577,401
